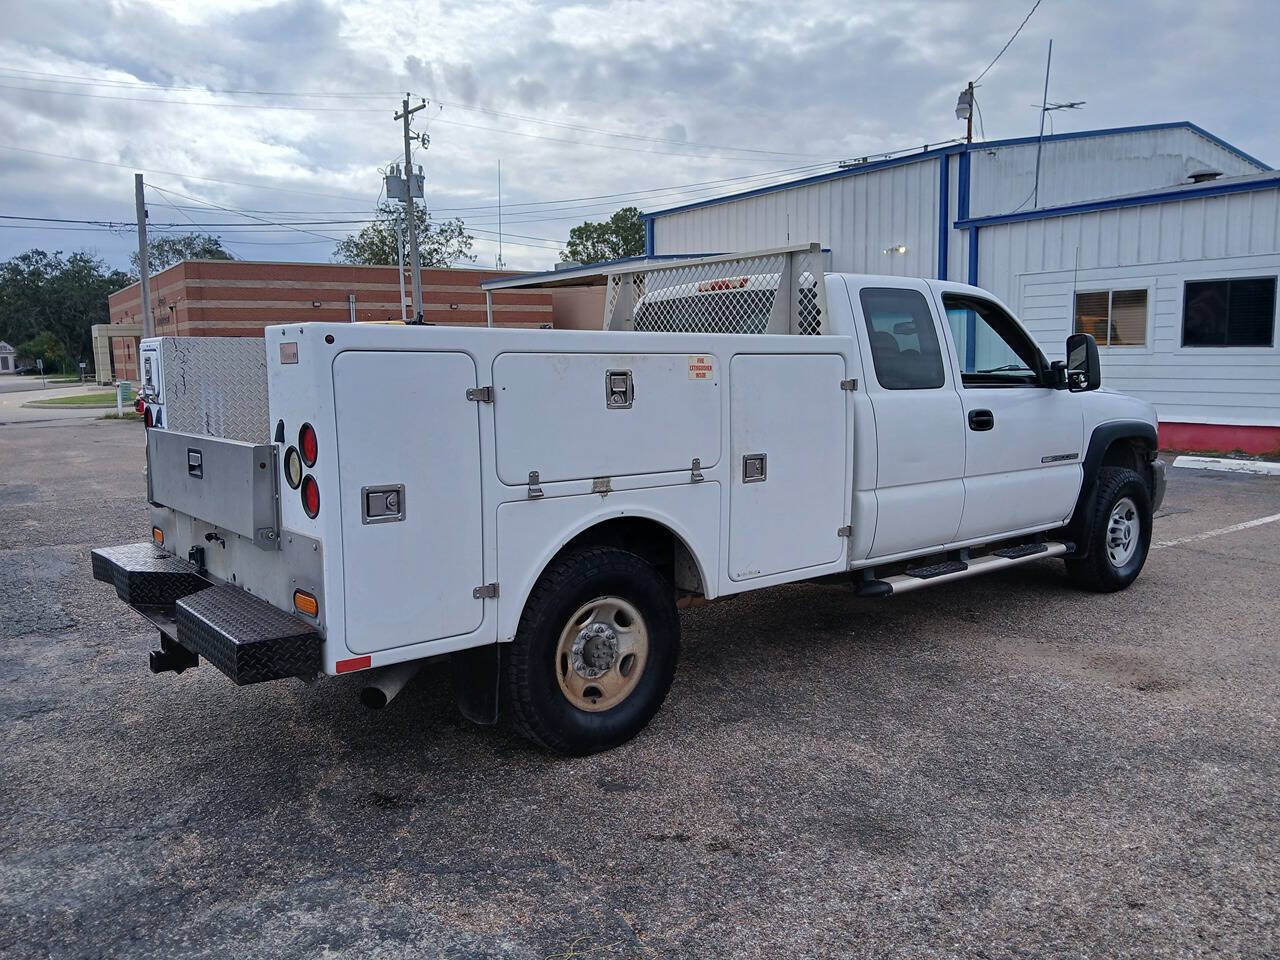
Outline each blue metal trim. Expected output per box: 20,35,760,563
965,227,979,368
955,172,1280,230
957,150,971,221
641,121,1270,223
937,155,949,280
967,227,979,286
644,217,655,256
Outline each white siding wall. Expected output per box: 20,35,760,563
980,188,1280,426
654,157,942,279
968,126,1262,219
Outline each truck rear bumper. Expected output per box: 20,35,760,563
91,543,322,685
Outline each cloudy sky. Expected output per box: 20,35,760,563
1,0,1277,272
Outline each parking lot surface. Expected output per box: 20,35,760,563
2,418,1277,959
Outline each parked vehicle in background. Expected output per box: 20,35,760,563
91,245,1164,754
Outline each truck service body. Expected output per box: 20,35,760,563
92,247,1166,754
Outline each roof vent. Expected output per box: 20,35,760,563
1188,168,1222,183
554,261,583,271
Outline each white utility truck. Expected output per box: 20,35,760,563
92,245,1165,755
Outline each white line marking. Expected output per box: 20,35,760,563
1174,455,1280,477
1153,512,1280,549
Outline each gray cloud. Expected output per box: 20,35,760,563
0,0,1276,272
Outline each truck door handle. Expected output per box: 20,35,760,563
968,409,995,431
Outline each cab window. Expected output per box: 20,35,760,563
943,293,1044,386
858,288,946,390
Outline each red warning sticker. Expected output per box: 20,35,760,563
688,355,714,380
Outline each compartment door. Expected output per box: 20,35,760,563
728,354,849,581
334,351,484,653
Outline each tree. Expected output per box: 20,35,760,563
0,249,131,373
130,233,234,275
561,207,645,264
333,203,475,267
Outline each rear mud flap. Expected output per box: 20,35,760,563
450,643,502,725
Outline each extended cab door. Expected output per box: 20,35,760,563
849,281,967,558
936,289,1084,541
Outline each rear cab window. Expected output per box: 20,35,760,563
858,288,947,390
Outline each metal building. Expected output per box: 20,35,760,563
643,122,1280,453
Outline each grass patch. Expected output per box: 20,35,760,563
31,392,124,407
100,411,143,421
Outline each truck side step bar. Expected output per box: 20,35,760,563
857,540,1071,597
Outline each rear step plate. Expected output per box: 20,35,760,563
91,542,208,607
175,584,320,685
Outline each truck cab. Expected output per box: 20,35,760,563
92,246,1165,755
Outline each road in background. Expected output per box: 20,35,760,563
1,419,1277,959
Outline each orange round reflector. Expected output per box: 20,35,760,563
301,475,320,518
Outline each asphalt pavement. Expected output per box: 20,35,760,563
1,418,1277,959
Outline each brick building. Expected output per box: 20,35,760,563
104,259,553,380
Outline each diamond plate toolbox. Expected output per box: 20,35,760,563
155,337,270,443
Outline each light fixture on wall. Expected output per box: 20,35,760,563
883,243,908,256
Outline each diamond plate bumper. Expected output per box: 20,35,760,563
92,542,321,685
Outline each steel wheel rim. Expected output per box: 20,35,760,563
1107,496,1140,567
555,596,649,712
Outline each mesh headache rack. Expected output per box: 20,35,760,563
480,243,829,336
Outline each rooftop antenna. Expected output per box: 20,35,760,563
1030,40,1084,208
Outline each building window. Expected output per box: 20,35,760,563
859,288,946,390
1182,277,1277,347
1074,289,1148,346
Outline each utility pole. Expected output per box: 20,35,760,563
134,173,153,340
496,160,505,270
395,95,427,323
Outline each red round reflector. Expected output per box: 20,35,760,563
135,396,145,414
144,406,154,428
301,475,320,518
299,423,318,467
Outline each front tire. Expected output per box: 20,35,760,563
1065,466,1152,592
506,546,680,755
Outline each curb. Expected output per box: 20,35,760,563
1173,455,1280,476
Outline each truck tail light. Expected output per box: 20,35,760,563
301,475,320,518
144,406,154,428
299,423,318,466
293,590,318,617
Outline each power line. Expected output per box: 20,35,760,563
0,143,375,202
0,67,823,160
0,78,821,162
974,0,1044,83
147,183,344,243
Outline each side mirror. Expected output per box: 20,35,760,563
1065,333,1101,392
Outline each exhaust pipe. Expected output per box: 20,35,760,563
359,660,422,710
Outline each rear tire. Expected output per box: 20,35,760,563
1065,466,1152,593
506,546,679,755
